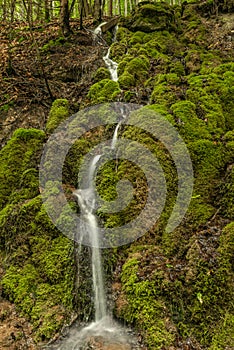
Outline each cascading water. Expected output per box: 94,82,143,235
103,48,118,82
73,153,107,323
93,22,119,81
111,121,121,149
46,118,143,349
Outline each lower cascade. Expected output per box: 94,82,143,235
103,47,118,82
48,121,140,349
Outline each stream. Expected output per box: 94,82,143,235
46,26,143,349
46,119,142,350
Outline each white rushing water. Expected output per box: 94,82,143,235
111,121,121,149
73,189,107,322
93,22,119,81
93,22,107,36
73,153,106,322
73,122,121,326
103,47,118,82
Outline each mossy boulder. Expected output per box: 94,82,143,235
122,2,178,33
118,72,135,89
170,100,211,141
110,42,127,62
92,67,111,82
118,56,150,85
151,83,177,107
117,250,176,349
46,99,70,134
0,128,45,210
186,69,234,132
87,79,121,104
0,194,75,342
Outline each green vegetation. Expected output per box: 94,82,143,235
0,0,234,348
41,37,66,53
87,79,121,103
46,99,70,134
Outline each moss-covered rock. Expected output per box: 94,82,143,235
118,250,176,349
110,42,127,62
92,67,111,83
122,2,178,33
151,83,177,107
118,72,135,89
46,99,70,134
87,79,121,104
0,128,45,210
0,194,75,342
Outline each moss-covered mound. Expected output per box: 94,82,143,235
121,2,179,33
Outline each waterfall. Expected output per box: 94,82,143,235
73,122,122,323
93,22,107,36
103,48,118,82
111,121,121,149
73,156,106,322
93,22,119,81
47,115,141,349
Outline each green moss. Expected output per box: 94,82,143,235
119,254,175,349
123,2,178,33
179,221,234,346
158,73,181,86
46,99,70,134
220,157,234,219
151,83,177,107
118,72,135,89
223,130,234,142
0,128,45,210
186,71,233,133
200,53,222,74
124,90,137,102
169,61,185,76
87,79,121,104
41,37,66,52
129,31,146,45
188,139,226,197
171,100,211,140
115,27,131,44
146,104,175,124
92,67,111,82
213,62,234,75
209,313,234,349
110,42,127,62
0,195,75,342
143,31,181,56
123,56,150,83
117,54,133,76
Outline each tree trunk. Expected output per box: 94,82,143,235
79,0,84,29
44,0,50,22
60,0,71,36
108,0,113,16
94,0,102,22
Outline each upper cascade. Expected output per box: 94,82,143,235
93,22,119,81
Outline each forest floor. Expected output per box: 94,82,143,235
0,17,112,147
0,9,233,350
